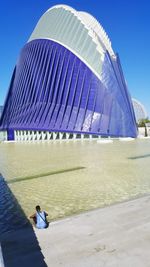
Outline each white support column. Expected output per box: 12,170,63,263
28,131,31,141
28,131,30,141
29,131,32,141
31,131,34,141
17,131,20,141
24,131,27,141
37,132,41,141
81,134,84,140
20,131,23,141
47,132,51,140
50,132,53,140
66,133,69,140
59,132,63,140
42,131,46,140
14,130,17,141
53,132,56,140
45,131,48,140
73,133,77,140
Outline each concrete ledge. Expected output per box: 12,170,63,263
1,195,150,267
34,195,150,267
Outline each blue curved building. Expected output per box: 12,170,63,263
0,5,137,141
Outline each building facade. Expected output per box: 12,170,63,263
0,5,137,141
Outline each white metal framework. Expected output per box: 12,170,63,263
29,5,115,80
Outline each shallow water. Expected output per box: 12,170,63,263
0,139,150,225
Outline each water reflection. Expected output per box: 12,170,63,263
0,139,150,222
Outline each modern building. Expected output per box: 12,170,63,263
0,5,137,141
132,98,147,123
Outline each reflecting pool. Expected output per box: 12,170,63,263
0,139,150,221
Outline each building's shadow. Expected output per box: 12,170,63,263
0,175,47,267
128,153,150,160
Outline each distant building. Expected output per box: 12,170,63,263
132,98,147,123
0,5,137,141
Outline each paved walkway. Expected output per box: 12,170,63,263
1,195,150,267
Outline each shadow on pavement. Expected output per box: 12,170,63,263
0,175,47,267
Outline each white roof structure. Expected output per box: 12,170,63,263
29,4,115,80
78,11,115,57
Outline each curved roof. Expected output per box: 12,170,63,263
29,4,115,79
78,11,114,56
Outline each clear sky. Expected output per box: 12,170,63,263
0,0,150,116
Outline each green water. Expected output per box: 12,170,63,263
0,139,150,221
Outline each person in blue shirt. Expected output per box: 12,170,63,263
30,205,49,229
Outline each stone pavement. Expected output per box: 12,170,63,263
1,195,150,267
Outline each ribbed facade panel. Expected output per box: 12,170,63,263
29,6,104,78
0,39,137,138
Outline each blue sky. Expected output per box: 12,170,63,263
0,0,150,116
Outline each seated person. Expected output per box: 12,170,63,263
30,205,49,229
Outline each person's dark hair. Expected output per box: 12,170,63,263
36,205,41,212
